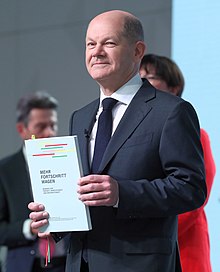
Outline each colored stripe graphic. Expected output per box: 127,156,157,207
41,147,64,150
45,144,67,147
52,155,68,158
33,153,55,156
32,143,71,157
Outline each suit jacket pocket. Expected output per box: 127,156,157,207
124,237,172,255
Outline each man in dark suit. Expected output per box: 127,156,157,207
0,91,67,272
29,10,206,272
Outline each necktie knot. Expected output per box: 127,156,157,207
102,98,118,111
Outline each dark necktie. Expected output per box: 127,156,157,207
91,98,118,173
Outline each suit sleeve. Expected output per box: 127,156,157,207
178,128,216,235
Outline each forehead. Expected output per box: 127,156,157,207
142,63,157,74
28,108,57,122
86,16,124,40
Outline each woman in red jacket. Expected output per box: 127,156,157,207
140,54,216,272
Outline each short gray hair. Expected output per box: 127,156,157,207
122,15,144,43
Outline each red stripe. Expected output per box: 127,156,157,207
44,144,67,147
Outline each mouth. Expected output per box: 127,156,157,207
92,62,108,67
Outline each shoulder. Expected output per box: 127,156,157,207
70,99,99,122
142,85,196,119
157,90,198,117
69,99,99,135
140,80,189,109
73,99,99,115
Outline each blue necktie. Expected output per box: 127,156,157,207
91,98,118,173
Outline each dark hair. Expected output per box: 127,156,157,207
140,54,185,97
16,91,58,125
122,15,144,43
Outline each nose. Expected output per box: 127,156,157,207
139,67,148,79
139,71,147,79
92,44,104,58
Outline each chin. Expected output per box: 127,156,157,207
91,72,110,81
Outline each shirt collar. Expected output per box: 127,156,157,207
99,74,143,107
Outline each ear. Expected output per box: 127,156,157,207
16,122,27,139
135,41,146,60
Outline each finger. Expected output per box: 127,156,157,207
82,198,113,206
29,211,49,221
31,218,48,230
28,202,45,211
38,232,51,238
77,182,104,195
79,190,109,202
78,175,105,185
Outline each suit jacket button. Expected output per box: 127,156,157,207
30,249,36,255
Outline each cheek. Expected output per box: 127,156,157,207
154,82,164,90
21,129,32,140
150,80,169,92
160,81,169,91
85,52,91,68
148,80,159,89
114,55,132,73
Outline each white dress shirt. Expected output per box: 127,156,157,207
89,74,143,164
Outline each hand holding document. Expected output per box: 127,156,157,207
25,135,92,233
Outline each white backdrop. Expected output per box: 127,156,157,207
172,1,220,271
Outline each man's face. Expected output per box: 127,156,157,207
17,108,58,140
85,14,142,91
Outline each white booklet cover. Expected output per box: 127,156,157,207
25,135,92,233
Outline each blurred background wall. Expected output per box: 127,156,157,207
0,0,171,156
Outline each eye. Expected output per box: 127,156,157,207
105,41,116,47
87,42,95,48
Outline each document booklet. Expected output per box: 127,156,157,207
25,135,92,233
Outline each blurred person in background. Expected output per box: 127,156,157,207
0,91,67,272
140,54,216,272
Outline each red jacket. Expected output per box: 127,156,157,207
178,128,216,272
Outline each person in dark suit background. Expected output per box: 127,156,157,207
0,91,67,272
139,54,216,272
28,10,206,272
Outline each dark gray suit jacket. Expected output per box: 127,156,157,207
66,80,206,272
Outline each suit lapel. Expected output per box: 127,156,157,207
98,83,156,172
